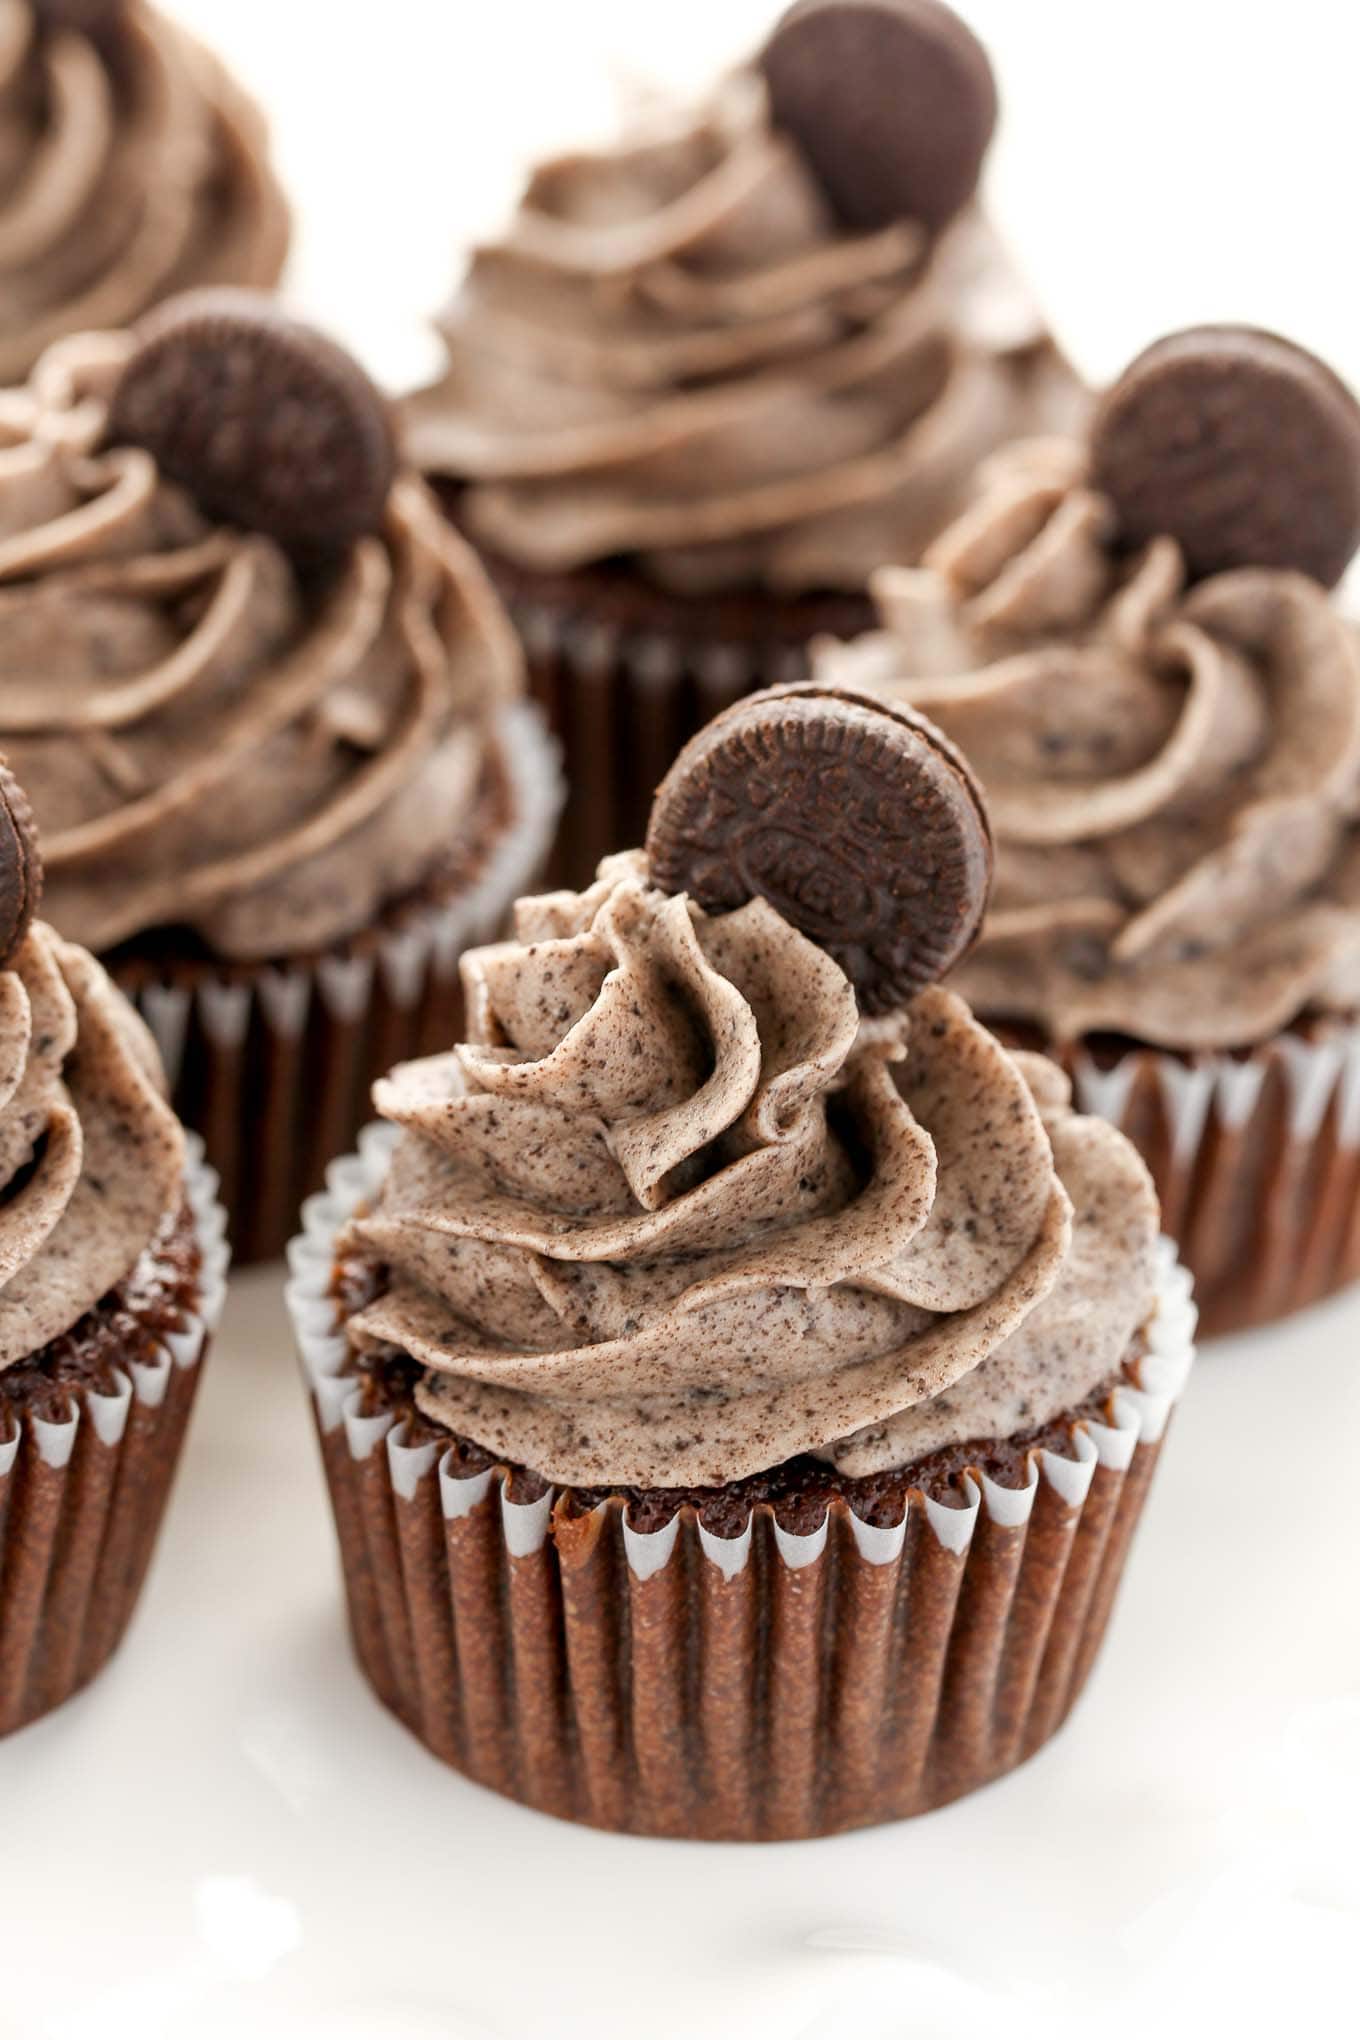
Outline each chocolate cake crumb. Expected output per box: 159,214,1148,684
0,1199,202,1427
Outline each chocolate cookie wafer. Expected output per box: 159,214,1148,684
1091,325,1360,587
109,290,397,558
647,682,992,1011
759,0,998,232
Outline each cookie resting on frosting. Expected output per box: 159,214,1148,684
0,0,289,384
819,440,1360,1048
342,855,1160,1487
0,919,183,1368
0,329,524,959
404,72,1083,596
646,683,992,1011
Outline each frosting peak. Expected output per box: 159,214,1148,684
405,73,1083,595
0,329,526,958
0,0,289,385
0,918,182,1368
822,444,1360,1047
346,856,1159,1487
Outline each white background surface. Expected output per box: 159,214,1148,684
3,4,1360,2036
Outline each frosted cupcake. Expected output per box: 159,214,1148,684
289,685,1194,1839
818,327,1360,1335
0,291,562,1262
0,761,227,1737
0,0,289,382
405,0,1083,882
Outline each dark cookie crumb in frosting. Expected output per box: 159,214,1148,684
336,1244,1136,1531
337,853,1160,1489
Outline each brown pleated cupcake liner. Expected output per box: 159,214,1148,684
1064,1019,1360,1338
503,585,873,888
109,705,562,1266
0,1140,228,1738
288,1132,1195,1840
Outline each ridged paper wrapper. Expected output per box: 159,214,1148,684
0,1137,229,1738
1064,1020,1360,1337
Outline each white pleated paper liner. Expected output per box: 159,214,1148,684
1066,1016,1360,1337
287,1128,1195,1838
117,702,564,1264
0,1136,229,1736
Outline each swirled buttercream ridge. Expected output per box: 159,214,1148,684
344,855,1160,1485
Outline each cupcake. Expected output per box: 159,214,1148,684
0,0,289,384
404,0,1084,885
0,761,227,1737
817,326,1360,1337
0,290,563,1263
288,685,1194,1840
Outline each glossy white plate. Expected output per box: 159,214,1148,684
4,1271,1357,2039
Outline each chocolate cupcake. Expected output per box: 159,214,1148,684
287,687,1194,1840
0,762,228,1737
817,326,1360,1336
0,1,289,384
404,0,1084,885
0,292,563,1263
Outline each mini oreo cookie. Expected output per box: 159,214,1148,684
646,683,992,1012
107,290,397,559
0,765,42,971
1090,326,1360,587
758,0,998,234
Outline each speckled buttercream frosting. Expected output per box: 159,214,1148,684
820,441,1360,1049
0,917,183,1367
0,328,528,960
0,0,289,384
404,71,1083,597
342,853,1160,1487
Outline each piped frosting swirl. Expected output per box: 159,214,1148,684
404,73,1083,596
345,855,1159,1487
820,441,1360,1048
0,0,289,384
0,328,526,959
0,917,182,1368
